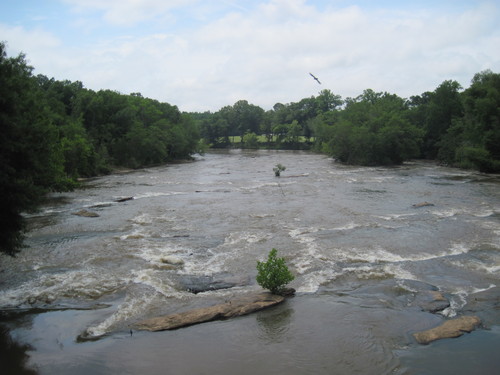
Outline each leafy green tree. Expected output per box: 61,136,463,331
409,80,463,158
256,248,294,295
322,90,422,165
286,120,302,145
242,132,259,148
0,42,70,255
438,70,500,172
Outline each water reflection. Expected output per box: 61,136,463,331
256,303,294,343
0,324,37,374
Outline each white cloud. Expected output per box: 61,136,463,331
2,1,499,111
62,0,197,26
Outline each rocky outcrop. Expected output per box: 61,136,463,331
72,209,100,217
415,290,450,313
413,315,481,344
133,292,286,332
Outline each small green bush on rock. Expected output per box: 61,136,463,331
273,164,286,177
256,248,294,295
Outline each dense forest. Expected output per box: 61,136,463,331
1,41,499,255
194,73,500,171
0,43,200,255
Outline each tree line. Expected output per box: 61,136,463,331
1,41,499,255
0,42,200,255
194,72,500,171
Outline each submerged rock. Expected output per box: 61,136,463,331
133,292,285,331
415,290,450,313
72,209,100,217
413,315,481,344
115,196,134,202
178,273,250,294
462,286,500,326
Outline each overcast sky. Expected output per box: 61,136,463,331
1,0,499,112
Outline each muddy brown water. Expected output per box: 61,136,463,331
1,150,499,374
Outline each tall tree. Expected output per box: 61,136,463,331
438,70,500,172
0,43,69,255
409,80,463,158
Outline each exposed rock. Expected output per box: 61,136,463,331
115,196,134,202
413,315,481,344
415,290,450,313
178,273,250,294
160,256,184,266
72,209,100,217
412,202,435,208
462,286,500,326
278,287,296,297
133,292,285,331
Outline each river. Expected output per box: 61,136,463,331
1,150,499,374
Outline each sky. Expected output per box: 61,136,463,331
1,0,499,112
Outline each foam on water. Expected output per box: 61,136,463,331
134,191,186,199
131,269,180,297
289,227,323,274
223,231,270,246
84,292,158,337
374,213,418,221
298,269,341,293
0,268,124,308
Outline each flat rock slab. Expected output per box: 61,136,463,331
416,290,450,313
413,315,481,344
133,292,285,332
177,273,250,294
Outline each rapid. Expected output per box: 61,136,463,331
1,150,499,374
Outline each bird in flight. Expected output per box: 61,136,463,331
309,72,321,84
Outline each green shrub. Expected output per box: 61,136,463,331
256,248,294,294
273,163,286,177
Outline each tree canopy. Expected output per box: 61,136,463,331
0,42,200,255
194,72,499,172
1,40,499,255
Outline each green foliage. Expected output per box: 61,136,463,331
437,70,500,172
322,91,423,165
0,42,201,255
256,248,294,294
242,132,259,148
0,42,70,255
273,164,286,177
195,74,498,172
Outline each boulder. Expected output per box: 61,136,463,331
413,315,481,344
72,209,100,217
133,292,285,332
